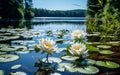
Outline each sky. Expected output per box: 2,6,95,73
33,0,87,10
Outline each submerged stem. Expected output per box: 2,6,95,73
45,53,49,63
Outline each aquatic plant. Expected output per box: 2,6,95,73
87,0,120,42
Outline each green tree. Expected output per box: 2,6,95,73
0,0,24,19
33,8,86,17
24,0,34,18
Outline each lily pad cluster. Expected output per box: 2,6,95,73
0,28,42,42
0,70,4,75
57,63,99,74
0,44,31,63
34,29,120,74
0,54,19,63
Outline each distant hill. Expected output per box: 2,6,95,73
33,8,86,17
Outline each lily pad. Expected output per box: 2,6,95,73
57,63,75,72
13,46,27,51
96,61,107,67
42,57,62,63
0,52,7,55
58,63,99,74
75,66,99,74
50,73,61,75
10,71,27,75
106,61,120,68
96,61,120,68
99,50,114,54
107,41,120,46
0,70,4,75
11,64,22,69
87,59,96,65
16,50,30,54
0,54,19,62
86,45,99,52
97,45,111,49
0,46,17,52
61,56,79,61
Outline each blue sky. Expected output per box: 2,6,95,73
33,0,87,10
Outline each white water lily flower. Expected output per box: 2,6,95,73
71,30,87,40
69,43,87,56
39,38,58,54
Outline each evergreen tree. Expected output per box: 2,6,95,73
24,0,34,18
0,0,24,19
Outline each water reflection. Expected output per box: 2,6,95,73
0,19,24,28
0,18,86,31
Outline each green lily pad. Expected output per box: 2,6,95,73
58,63,99,74
11,64,22,69
0,44,7,48
96,61,107,67
61,56,79,61
42,57,62,63
0,46,17,52
0,70,4,75
16,50,30,54
96,61,120,68
50,73,61,75
13,46,30,54
57,63,76,72
0,54,20,63
10,71,27,75
0,52,7,55
99,50,114,54
86,45,99,52
97,45,111,49
106,61,120,68
87,42,101,45
75,66,99,74
87,33,100,36
87,59,96,65
107,41,120,46
13,46,27,50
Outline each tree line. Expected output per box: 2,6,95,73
33,8,86,17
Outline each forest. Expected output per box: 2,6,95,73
33,8,86,17
0,0,34,19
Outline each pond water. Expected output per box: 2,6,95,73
0,17,120,75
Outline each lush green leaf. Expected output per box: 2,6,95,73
99,50,114,54
96,61,120,68
86,45,99,52
34,45,40,53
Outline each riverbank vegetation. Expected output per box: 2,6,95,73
33,8,86,17
87,0,120,42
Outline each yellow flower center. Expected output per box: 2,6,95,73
44,42,53,49
74,31,81,35
73,45,81,50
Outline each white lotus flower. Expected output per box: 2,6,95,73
69,43,87,56
71,30,86,40
39,38,58,54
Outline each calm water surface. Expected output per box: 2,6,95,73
0,17,87,75
0,17,120,75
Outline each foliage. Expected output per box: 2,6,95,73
33,8,86,17
87,0,120,42
0,0,24,19
24,0,34,18
0,0,34,19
